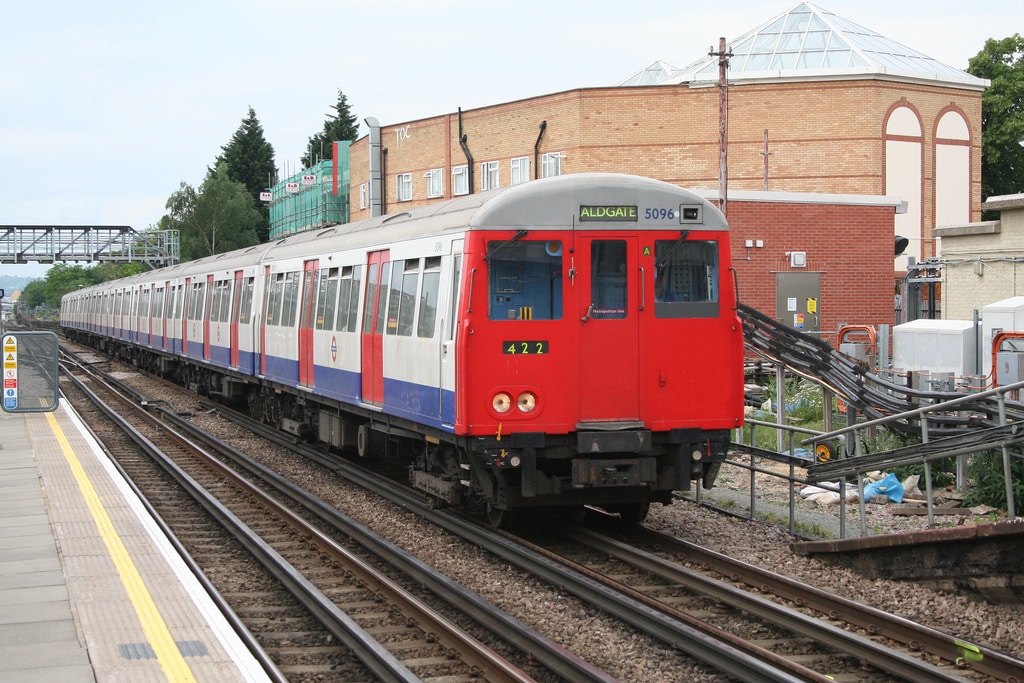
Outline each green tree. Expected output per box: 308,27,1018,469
215,106,276,242
968,34,1024,203
167,163,261,261
301,89,359,167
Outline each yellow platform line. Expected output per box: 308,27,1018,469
46,411,196,683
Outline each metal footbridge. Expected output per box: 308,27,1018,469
737,302,1024,514
0,225,179,266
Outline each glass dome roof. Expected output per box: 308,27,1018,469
619,3,985,88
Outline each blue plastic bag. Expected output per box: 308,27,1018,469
863,472,904,503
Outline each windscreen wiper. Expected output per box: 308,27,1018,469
655,229,690,268
483,229,528,261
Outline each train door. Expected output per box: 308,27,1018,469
360,250,389,405
298,260,319,387
203,274,214,361
229,270,243,368
578,236,640,421
439,240,462,425
182,278,190,356
162,280,171,351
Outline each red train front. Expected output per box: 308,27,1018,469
448,174,745,525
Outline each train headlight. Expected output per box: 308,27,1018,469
516,392,537,413
492,392,513,413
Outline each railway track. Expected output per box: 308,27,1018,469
57,341,1024,681
196,390,1023,682
519,516,1024,683
59,350,560,682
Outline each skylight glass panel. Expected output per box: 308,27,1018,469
746,53,772,70
753,33,781,53
808,15,829,32
771,53,799,70
803,31,829,51
783,11,810,33
779,32,804,51
731,37,754,58
760,17,786,35
823,50,853,68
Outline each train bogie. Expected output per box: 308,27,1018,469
62,173,745,526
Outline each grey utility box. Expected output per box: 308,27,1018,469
996,351,1024,386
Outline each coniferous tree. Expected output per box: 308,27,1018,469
215,106,276,242
301,90,359,167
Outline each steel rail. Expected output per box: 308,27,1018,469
203,401,814,682
61,365,431,682
626,524,1024,683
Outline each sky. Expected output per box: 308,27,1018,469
2,0,1021,279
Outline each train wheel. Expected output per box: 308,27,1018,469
815,442,836,463
486,504,514,529
357,423,384,458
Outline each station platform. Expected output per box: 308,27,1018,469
0,403,272,682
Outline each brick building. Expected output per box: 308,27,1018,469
340,3,985,338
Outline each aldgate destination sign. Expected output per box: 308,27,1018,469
579,205,638,222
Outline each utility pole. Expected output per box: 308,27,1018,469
710,37,733,217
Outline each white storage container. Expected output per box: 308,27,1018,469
893,318,977,376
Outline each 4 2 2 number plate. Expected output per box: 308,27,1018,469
503,340,549,355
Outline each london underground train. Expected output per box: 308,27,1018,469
61,173,745,526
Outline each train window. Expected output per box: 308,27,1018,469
362,264,379,334
350,266,362,331
238,278,254,325
189,282,205,321
316,268,338,330
449,254,461,341
397,260,421,337
386,262,405,335
281,272,300,327
376,263,392,333
175,285,185,320
154,288,165,321
212,280,230,322
140,289,150,319
654,239,719,318
418,271,440,338
590,240,627,319
266,274,284,325
487,240,562,321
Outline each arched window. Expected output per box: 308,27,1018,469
885,105,923,268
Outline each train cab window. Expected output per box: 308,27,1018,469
487,240,562,321
654,239,719,318
316,268,339,330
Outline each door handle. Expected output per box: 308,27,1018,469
581,303,594,322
